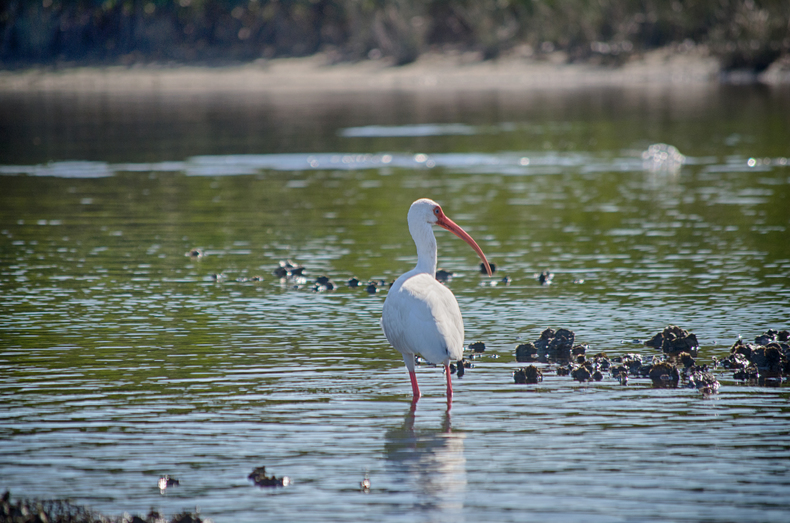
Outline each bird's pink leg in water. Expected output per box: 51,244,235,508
408,370,421,400
445,364,453,402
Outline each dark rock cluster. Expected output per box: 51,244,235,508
0,491,204,523
720,329,790,387
518,326,722,393
645,325,699,357
448,358,472,378
514,328,581,363
513,365,543,384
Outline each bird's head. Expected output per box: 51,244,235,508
408,198,492,276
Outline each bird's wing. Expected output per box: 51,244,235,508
382,273,465,363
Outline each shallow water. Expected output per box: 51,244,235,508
1,84,790,522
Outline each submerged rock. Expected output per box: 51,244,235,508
620,353,643,375
571,362,593,382
515,342,539,362
481,262,496,274
436,269,455,282
532,328,575,363
648,361,680,388
733,363,759,382
361,279,390,294
248,466,290,487
312,276,336,291
514,365,543,384
686,369,720,394
726,330,789,385
571,345,587,357
645,325,699,357
678,352,696,368
449,358,471,378
468,341,486,353
754,328,789,346
273,260,305,279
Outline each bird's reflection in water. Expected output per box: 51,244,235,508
384,403,466,517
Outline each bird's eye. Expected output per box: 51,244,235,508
434,208,440,215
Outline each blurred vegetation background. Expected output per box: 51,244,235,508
1,0,788,70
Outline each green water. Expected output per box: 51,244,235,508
1,83,789,522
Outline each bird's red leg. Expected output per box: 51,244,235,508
408,369,421,401
444,363,453,402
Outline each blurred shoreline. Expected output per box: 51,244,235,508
2,47,788,95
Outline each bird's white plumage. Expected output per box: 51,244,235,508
382,270,465,369
381,198,490,402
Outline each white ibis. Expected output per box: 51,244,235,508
381,198,492,404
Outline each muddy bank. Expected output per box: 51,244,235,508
1,47,769,95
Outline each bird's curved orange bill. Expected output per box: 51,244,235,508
437,215,492,276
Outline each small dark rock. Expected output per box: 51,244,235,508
678,352,696,368
645,325,699,357
591,352,611,370
721,351,749,370
687,369,720,394
752,345,786,378
529,328,576,363
514,365,543,384
273,260,305,279
515,342,539,362
449,359,467,378
610,364,628,378
436,269,455,282
556,364,571,376
637,363,653,378
755,329,780,346
571,363,593,382
249,466,291,487
468,341,486,353
648,361,680,388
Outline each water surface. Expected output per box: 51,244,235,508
1,84,789,522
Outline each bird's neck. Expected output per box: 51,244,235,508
410,222,438,277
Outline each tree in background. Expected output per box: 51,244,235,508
0,0,788,71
